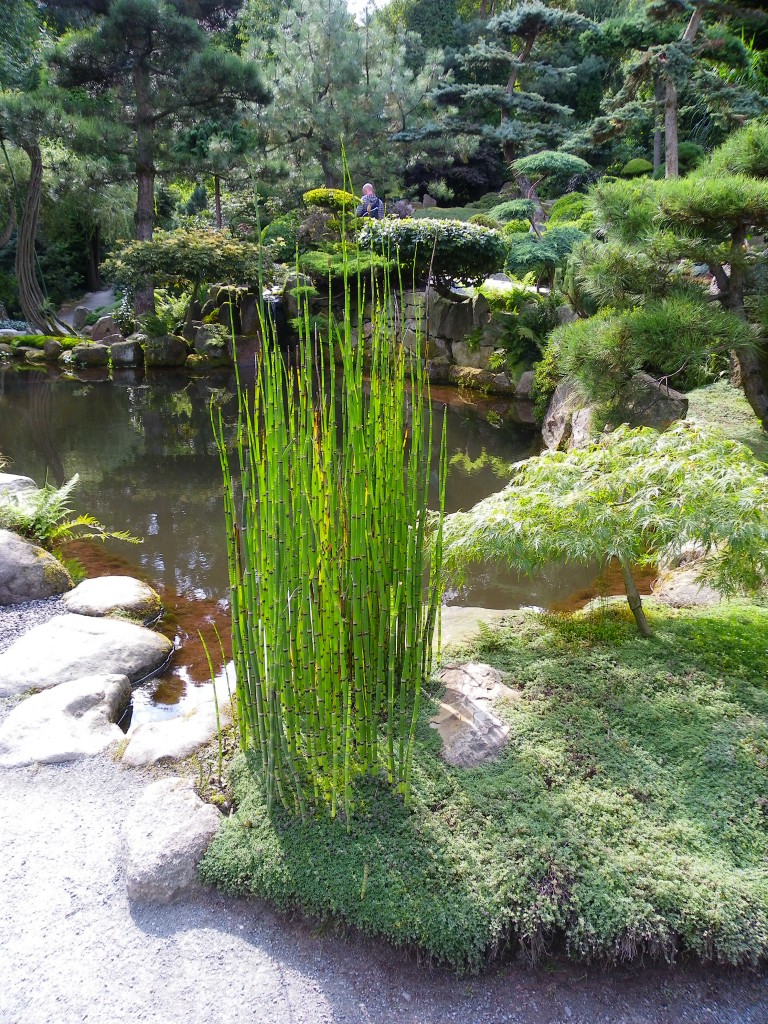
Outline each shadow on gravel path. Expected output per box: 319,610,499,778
0,746,766,1024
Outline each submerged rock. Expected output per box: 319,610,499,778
123,776,222,904
0,613,172,697
0,674,131,768
62,576,162,624
0,530,73,607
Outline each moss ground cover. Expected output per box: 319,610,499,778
687,381,768,463
200,603,768,972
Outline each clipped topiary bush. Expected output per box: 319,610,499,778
302,188,358,212
411,206,476,222
621,157,654,178
359,218,507,290
488,199,537,223
506,226,587,287
468,213,501,228
502,219,532,236
548,192,590,224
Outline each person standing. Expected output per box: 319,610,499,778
356,183,384,219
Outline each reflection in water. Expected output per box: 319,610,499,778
0,366,641,722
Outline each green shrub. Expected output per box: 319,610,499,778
502,219,531,236
465,191,502,212
548,193,590,225
411,206,476,222
621,157,653,177
297,248,394,283
359,218,507,289
546,294,755,405
468,213,500,229
506,226,587,285
260,212,303,262
488,199,536,223
302,187,358,212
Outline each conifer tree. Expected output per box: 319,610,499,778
46,0,270,312
245,0,440,191
432,1,593,163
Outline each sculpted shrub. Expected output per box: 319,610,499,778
359,217,507,290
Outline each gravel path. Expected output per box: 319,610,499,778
0,708,766,1024
0,597,67,653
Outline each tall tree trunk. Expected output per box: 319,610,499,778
664,2,706,179
85,225,100,291
0,194,15,250
319,147,338,188
502,33,536,163
664,77,679,179
653,74,664,173
134,64,155,316
15,143,73,336
720,226,768,428
214,174,222,229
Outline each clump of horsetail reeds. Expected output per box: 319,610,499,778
212,267,446,821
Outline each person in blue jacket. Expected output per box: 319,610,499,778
356,183,384,219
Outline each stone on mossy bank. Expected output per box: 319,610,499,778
72,342,110,368
0,674,131,768
62,575,163,623
143,334,189,368
123,777,222,904
0,530,73,606
200,604,768,972
0,613,173,697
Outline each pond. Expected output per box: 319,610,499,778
0,364,616,725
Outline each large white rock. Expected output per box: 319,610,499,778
62,576,162,623
654,568,721,608
438,606,512,651
0,674,131,768
0,473,37,499
123,776,222,904
0,613,173,697
122,694,232,767
0,529,73,606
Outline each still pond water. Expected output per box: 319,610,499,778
0,365,605,723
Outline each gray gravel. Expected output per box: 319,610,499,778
0,596,67,653
0,724,766,1024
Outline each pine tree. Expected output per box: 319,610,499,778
46,0,270,313
245,0,440,191
432,1,593,163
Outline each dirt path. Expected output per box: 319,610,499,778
1,745,766,1024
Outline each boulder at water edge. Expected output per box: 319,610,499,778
0,674,131,768
123,777,222,904
62,575,163,624
0,474,37,500
0,530,73,606
0,613,173,697
121,695,232,767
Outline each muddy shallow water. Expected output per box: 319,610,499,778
0,365,639,724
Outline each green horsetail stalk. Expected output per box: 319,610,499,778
212,257,446,820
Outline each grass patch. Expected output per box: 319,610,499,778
687,381,768,462
200,603,768,972
7,335,80,351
